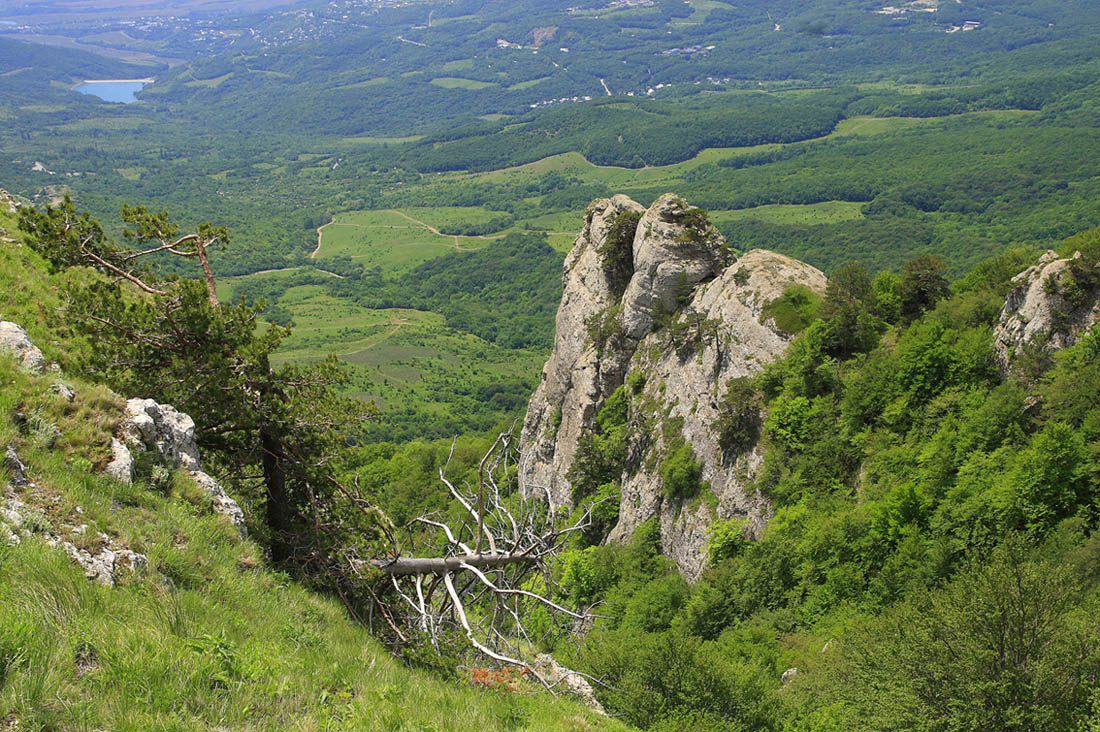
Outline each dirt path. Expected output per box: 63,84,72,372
310,221,332,259
388,209,505,249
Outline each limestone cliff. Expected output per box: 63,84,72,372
519,194,827,579
994,249,1100,372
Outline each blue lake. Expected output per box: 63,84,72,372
74,80,150,104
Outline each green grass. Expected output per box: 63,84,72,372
315,209,498,272
333,76,392,90
114,167,146,181
441,59,475,73
263,285,545,412
508,77,550,91
430,77,498,90
55,117,151,132
338,134,424,145
0,355,628,732
183,72,233,89
712,201,865,227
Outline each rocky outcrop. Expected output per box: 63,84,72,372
520,194,827,579
620,194,731,339
521,195,645,508
533,653,606,715
994,250,1100,372
109,398,247,534
2,447,147,586
0,320,47,372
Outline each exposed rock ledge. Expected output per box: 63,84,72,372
107,398,246,534
3,447,147,586
0,320,47,373
994,249,1100,372
520,194,827,579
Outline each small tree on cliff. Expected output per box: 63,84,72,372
20,199,597,683
19,198,383,571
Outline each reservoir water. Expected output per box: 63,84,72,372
74,80,151,104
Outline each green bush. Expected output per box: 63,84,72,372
599,210,642,295
660,442,704,501
707,519,750,564
762,285,822,335
713,377,763,458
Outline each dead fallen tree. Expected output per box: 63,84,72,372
369,430,605,691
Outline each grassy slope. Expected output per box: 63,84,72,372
0,204,630,732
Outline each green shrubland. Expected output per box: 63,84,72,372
551,237,1100,731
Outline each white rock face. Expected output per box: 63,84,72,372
117,397,247,535
520,194,827,579
0,321,47,372
620,193,730,339
994,250,1100,371
521,195,645,508
104,438,135,485
189,469,247,529
121,398,201,470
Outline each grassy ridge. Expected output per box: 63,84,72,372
0,215,628,731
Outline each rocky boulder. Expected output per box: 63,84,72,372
519,194,827,579
620,193,731,339
108,397,247,535
0,321,47,372
994,250,1100,372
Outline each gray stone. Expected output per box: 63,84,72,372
520,194,827,579
189,470,247,536
619,193,730,340
781,668,799,685
994,250,1100,373
53,538,147,587
52,380,76,402
0,321,47,372
121,398,201,470
4,446,29,487
520,195,646,509
114,397,245,532
0,522,18,547
533,653,606,715
104,439,134,485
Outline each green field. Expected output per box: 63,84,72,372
429,77,498,90
315,210,485,271
713,200,866,227
315,206,579,269
264,285,546,431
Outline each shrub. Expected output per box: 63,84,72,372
762,285,821,335
713,377,763,458
707,519,750,564
660,442,704,501
599,210,642,295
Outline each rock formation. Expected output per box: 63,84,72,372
108,398,247,533
520,194,827,579
0,320,47,373
2,445,147,586
994,249,1100,372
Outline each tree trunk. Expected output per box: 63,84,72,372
195,239,220,309
372,553,536,576
261,427,293,564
